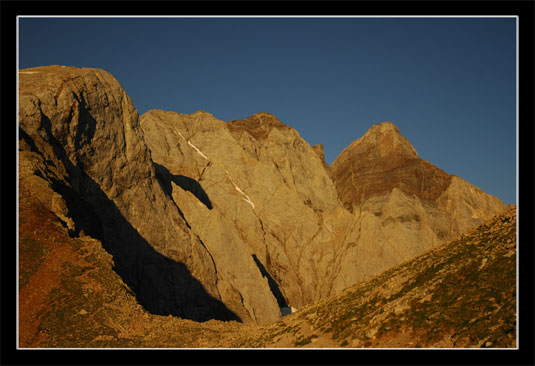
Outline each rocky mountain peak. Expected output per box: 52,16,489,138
355,121,419,159
330,120,505,222
367,120,398,132
248,111,284,123
191,110,215,118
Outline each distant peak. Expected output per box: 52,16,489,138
226,112,291,141
356,121,418,158
191,110,215,118
245,112,286,126
368,121,399,133
251,112,278,119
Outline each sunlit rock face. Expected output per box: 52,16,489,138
18,66,279,324
19,65,507,325
140,111,507,309
140,109,345,309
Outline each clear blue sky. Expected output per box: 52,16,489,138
18,17,517,204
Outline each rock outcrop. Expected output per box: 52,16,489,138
331,122,451,210
139,111,507,310
19,66,508,328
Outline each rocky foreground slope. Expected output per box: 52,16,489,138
236,206,517,348
19,65,509,340
19,192,516,347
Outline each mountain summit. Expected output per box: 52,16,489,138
226,112,292,142
359,121,419,158
331,121,451,210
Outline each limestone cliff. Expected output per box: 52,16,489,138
139,112,507,310
18,66,280,324
140,109,346,308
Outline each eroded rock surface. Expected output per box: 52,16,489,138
139,111,507,311
331,122,451,210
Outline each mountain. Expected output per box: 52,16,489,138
330,120,507,280
18,66,511,347
140,109,346,311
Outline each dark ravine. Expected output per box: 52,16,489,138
19,65,510,339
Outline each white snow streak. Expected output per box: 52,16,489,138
187,140,208,160
234,185,256,209
225,169,256,210
175,128,254,209
175,130,209,160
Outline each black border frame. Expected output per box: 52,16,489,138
2,1,534,365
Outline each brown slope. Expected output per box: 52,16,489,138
18,184,251,348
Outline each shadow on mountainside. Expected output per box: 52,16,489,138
20,114,241,323
252,254,288,308
153,162,213,210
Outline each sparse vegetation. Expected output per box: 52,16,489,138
275,208,516,348
19,236,49,290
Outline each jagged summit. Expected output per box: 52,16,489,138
191,110,215,118
367,120,398,132
248,111,281,120
226,112,292,141
235,112,288,127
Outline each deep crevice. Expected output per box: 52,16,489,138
252,254,288,308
